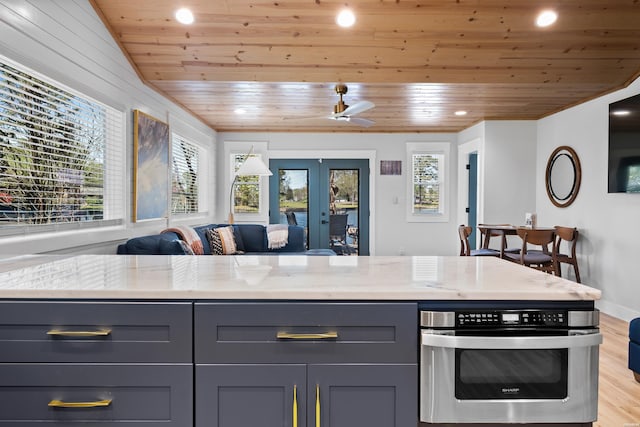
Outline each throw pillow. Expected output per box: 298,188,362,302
206,228,224,255
206,226,238,255
216,226,238,254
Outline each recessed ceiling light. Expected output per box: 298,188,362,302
234,108,247,115
612,110,631,116
454,110,467,116
336,9,356,28
536,10,557,27
175,8,194,25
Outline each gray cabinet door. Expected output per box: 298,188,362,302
0,301,192,363
196,364,306,427
0,364,193,426
308,364,418,427
195,302,417,364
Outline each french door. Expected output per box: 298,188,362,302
269,159,369,255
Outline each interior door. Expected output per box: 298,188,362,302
269,159,369,255
467,153,478,248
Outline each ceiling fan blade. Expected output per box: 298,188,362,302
346,117,376,128
282,115,325,121
341,100,375,116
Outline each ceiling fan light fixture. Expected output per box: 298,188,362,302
336,8,356,28
175,8,194,25
536,10,557,27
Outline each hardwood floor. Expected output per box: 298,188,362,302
595,313,640,426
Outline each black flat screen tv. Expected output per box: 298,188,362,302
608,93,640,193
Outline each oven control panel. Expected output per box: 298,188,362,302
456,310,567,327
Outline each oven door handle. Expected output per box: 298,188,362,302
421,331,603,349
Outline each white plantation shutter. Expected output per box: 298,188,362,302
171,134,200,214
0,57,124,235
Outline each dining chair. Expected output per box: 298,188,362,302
285,211,298,225
504,228,558,274
329,214,353,255
458,225,500,257
553,226,581,283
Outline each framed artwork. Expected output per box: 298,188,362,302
380,160,402,175
133,110,169,221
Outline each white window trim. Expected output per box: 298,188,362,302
223,141,270,224
406,142,450,223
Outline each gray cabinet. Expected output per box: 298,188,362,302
196,364,416,427
0,364,192,426
196,364,306,427
309,364,417,427
0,301,193,426
194,302,418,427
0,300,420,426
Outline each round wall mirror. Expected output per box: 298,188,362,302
545,145,581,208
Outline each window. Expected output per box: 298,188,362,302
232,153,261,214
406,142,449,222
0,57,124,234
171,134,200,214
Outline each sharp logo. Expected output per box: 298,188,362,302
501,387,520,394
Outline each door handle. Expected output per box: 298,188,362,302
293,385,298,427
421,331,603,349
321,220,328,224
315,384,320,427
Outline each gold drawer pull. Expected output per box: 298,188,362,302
48,399,112,408
47,329,112,337
277,331,338,340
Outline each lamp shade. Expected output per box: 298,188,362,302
235,156,272,176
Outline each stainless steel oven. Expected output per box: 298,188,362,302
420,309,602,424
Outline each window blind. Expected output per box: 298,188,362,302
171,134,199,214
0,57,124,235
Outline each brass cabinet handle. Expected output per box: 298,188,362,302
293,385,298,427
276,331,338,340
48,399,112,408
46,329,112,337
315,384,320,427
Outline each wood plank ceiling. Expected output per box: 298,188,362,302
91,0,640,133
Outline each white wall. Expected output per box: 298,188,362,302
457,121,537,250
537,77,640,321
0,0,217,255
219,132,459,256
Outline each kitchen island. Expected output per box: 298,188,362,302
0,255,601,427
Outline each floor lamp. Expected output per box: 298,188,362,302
228,150,272,224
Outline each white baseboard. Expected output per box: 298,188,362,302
596,299,640,322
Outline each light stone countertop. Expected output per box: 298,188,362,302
0,255,601,301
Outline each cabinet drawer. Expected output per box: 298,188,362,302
0,364,192,426
0,301,192,363
195,302,417,363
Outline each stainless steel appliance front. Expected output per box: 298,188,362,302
419,309,602,424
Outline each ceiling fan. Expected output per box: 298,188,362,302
285,84,376,128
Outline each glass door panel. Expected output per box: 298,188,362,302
277,169,309,247
327,168,359,255
269,158,369,255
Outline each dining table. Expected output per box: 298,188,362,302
476,224,556,258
